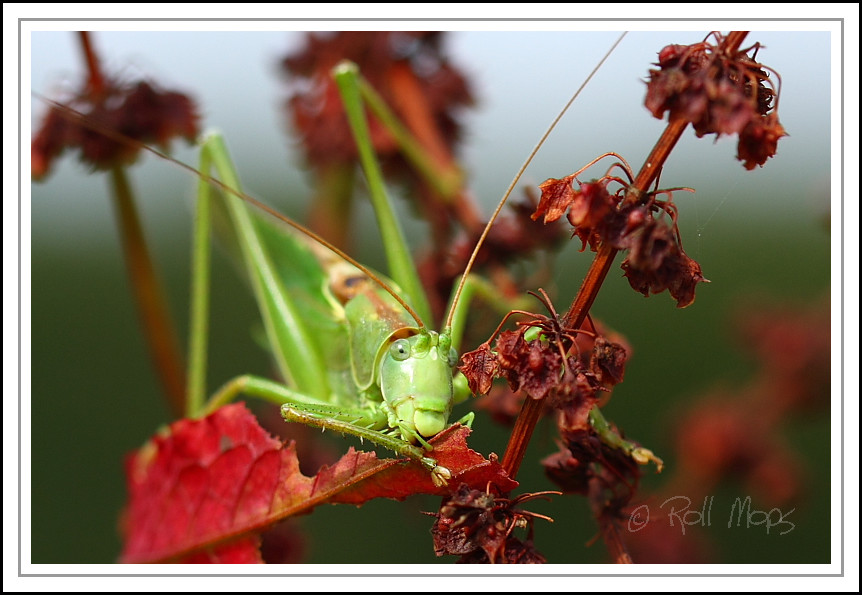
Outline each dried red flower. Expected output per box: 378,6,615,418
543,426,641,507
533,177,617,252
282,31,472,172
459,291,630,412
33,81,199,179
645,34,786,168
532,171,708,307
737,112,789,170
620,219,708,308
458,342,499,397
591,336,628,387
495,329,564,401
430,484,553,563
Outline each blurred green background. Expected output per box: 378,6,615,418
29,29,833,564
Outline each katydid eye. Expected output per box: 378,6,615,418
390,338,411,361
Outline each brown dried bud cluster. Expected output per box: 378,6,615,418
459,302,628,407
32,81,199,179
430,484,551,563
282,31,472,171
533,176,707,307
542,426,641,508
645,35,787,169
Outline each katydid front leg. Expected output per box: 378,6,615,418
281,404,452,487
203,374,453,486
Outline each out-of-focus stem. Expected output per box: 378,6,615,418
109,166,187,417
307,162,356,250
77,31,187,416
77,31,105,98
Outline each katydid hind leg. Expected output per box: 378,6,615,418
203,372,451,481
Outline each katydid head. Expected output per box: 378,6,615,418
379,329,458,439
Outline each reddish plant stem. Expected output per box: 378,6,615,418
592,478,634,563
109,167,187,416
499,391,544,481
500,31,749,484
77,31,187,416
602,521,634,564
77,31,105,98
307,161,356,250
724,31,750,56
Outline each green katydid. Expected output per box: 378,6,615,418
190,49,624,486
184,63,483,487
38,36,625,487
183,64,484,487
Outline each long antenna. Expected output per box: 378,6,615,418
443,32,627,330
34,95,427,328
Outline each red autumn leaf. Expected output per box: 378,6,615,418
179,536,264,564
120,403,515,563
